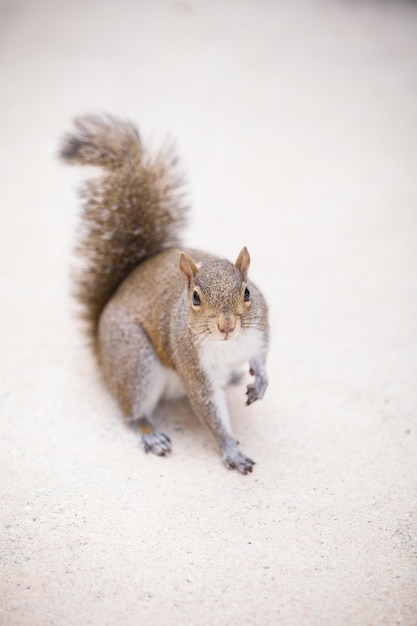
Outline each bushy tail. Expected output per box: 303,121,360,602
59,114,187,338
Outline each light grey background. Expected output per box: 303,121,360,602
1,1,416,624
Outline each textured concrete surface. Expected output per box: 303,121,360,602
1,1,417,624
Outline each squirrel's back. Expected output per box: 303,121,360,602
59,114,187,338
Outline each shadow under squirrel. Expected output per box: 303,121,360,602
60,114,269,474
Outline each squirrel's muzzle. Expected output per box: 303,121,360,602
217,313,237,338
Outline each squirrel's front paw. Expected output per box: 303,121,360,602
223,450,255,474
246,360,268,405
140,431,172,456
246,380,267,405
246,382,260,405
246,376,268,405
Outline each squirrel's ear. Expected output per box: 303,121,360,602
179,252,199,287
235,246,250,277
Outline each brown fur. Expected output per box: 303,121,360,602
59,114,187,338
60,114,269,473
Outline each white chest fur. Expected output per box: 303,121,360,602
199,328,265,386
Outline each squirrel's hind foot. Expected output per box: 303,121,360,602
140,431,172,456
136,417,172,456
228,369,245,386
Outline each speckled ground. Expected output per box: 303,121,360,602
1,1,416,624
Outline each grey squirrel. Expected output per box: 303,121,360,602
59,114,269,474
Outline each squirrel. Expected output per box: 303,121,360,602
59,114,269,474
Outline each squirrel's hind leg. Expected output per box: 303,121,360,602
130,352,173,457
98,309,172,456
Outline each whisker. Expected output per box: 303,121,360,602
241,321,268,331
193,327,211,346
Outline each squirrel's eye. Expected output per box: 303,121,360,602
192,290,201,306
244,287,250,302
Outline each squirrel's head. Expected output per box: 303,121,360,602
179,247,253,343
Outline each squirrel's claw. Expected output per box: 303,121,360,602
223,450,255,474
246,368,268,405
246,380,267,405
140,431,172,456
246,363,268,405
246,383,259,405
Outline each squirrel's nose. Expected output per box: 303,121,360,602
217,314,236,336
